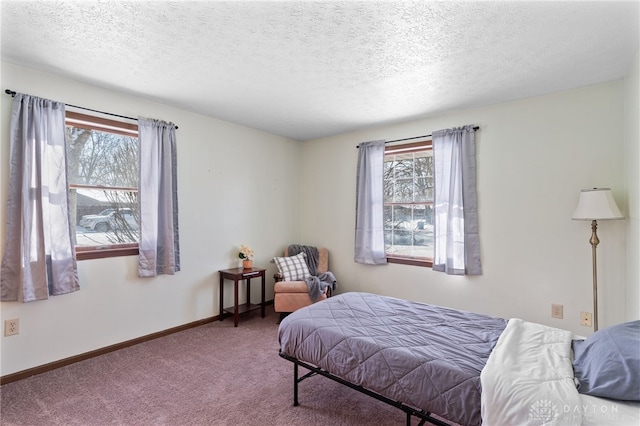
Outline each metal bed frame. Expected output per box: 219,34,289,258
279,352,452,426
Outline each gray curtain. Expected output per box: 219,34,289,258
1,93,80,301
432,125,481,275
354,140,387,265
138,117,180,277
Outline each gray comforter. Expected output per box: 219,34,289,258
278,292,507,426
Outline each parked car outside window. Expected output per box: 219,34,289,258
79,208,138,232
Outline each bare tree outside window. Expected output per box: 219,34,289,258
383,141,434,263
65,112,139,254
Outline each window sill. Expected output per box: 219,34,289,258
386,256,433,268
76,245,139,260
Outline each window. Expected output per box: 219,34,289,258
383,141,433,266
65,111,139,260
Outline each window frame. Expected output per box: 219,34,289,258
384,140,433,268
65,111,140,260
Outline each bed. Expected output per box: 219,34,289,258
278,292,640,426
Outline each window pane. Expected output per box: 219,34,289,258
66,118,139,250
416,154,432,182
394,204,413,229
392,230,412,246
394,157,414,179
383,205,393,230
383,143,433,261
384,205,434,258
412,205,433,254
394,178,414,202
73,189,139,247
383,159,393,177
415,180,433,202
383,174,394,203
67,127,138,187
414,204,433,227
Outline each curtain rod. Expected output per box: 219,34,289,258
356,126,479,148
4,89,179,129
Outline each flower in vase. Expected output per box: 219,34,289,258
238,245,254,260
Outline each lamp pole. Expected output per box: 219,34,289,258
589,220,600,332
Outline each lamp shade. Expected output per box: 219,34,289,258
572,188,624,220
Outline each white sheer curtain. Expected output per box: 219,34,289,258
354,140,387,265
137,117,180,277
432,125,481,275
1,93,80,301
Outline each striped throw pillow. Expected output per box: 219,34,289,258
273,252,310,281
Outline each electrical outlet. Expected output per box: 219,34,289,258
580,312,593,327
551,304,563,319
4,319,19,336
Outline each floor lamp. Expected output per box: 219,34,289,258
572,188,624,332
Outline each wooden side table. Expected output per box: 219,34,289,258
219,266,266,327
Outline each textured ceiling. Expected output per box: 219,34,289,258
1,1,639,141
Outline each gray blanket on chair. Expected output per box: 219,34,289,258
288,244,337,302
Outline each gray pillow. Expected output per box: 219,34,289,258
572,320,640,401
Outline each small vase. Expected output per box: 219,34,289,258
242,259,253,269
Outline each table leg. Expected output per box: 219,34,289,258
233,278,239,327
261,273,265,318
219,274,224,322
246,278,251,308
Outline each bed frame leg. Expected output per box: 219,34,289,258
293,362,299,406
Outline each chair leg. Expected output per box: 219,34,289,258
277,312,290,324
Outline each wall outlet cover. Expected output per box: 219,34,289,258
580,311,593,327
4,319,19,336
551,304,563,319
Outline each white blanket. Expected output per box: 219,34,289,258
481,318,582,425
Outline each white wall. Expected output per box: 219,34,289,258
299,81,629,336
624,50,640,321
2,58,638,378
0,61,302,376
